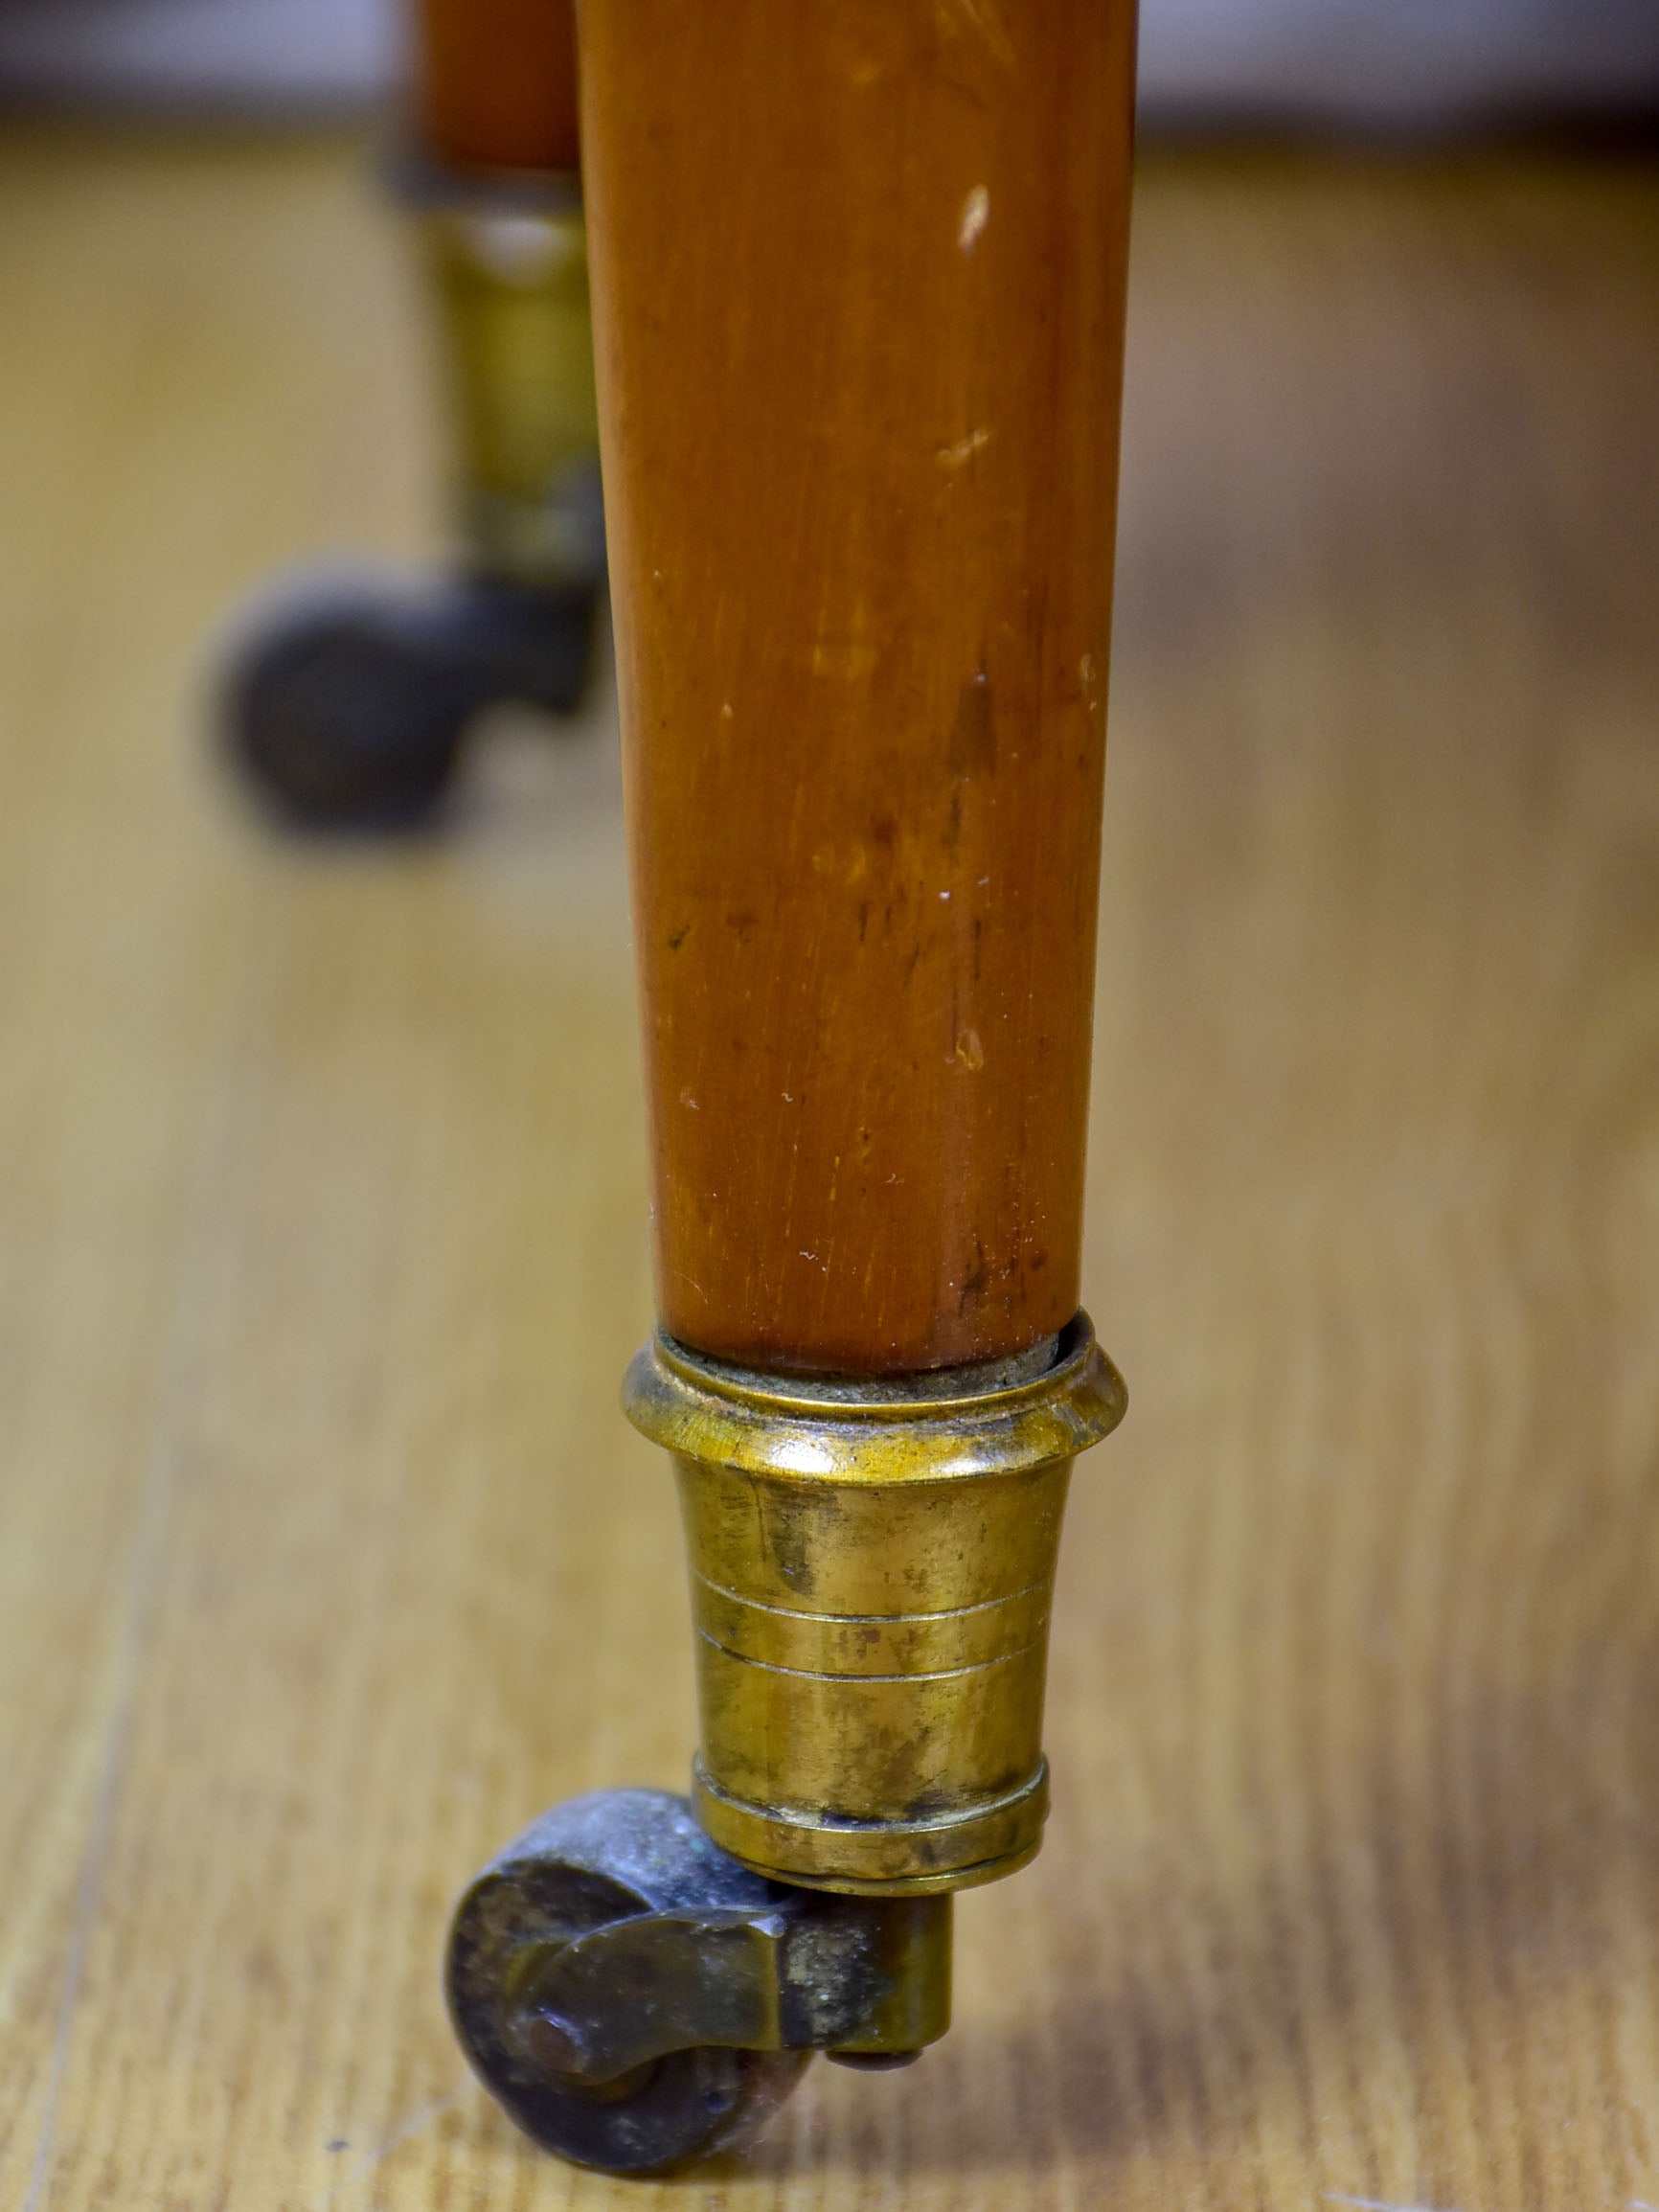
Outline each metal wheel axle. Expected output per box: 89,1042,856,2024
446,1789,949,2175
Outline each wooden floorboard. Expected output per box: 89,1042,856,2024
0,125,1656,2211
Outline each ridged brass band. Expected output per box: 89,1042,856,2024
690,1568,1052,1676
624,1313,1125,1897
690,1761,1049,1897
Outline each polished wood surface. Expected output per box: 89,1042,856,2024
581,2,1138,1374
415,0,580,171
2,125,1657,2212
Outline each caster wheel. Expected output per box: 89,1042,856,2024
446,1790,810,2175
218,568,602,832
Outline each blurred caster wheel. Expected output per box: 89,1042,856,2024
217,565,602,832
445,1790,810,2176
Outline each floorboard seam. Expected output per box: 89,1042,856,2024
23,903,271,2212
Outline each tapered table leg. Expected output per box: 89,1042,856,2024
447,1,1139,2174
219,0,602,829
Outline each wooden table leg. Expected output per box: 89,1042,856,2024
413,0,580,174
447,1,1139,2177
586,0,1138,1379
218,0,602,829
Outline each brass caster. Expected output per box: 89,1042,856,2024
217,566,601,832
626,1314,1126,1892
446,1789,950,2175
448,1322,1121,2171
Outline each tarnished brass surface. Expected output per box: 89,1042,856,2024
446,1790,949,2169
521,1890,951,2080
412,163,602,587
624,1314,1125,1895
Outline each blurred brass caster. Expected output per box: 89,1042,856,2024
408,158,604,589
625,1311,1126,1896
217,156,605,834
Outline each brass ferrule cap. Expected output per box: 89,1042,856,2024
624,1313,1125,1897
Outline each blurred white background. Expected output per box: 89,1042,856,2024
0,0,1655,125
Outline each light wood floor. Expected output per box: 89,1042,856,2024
1,125,1657,2212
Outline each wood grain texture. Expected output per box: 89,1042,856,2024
581,0,1137,1375
1,124,1657,2212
